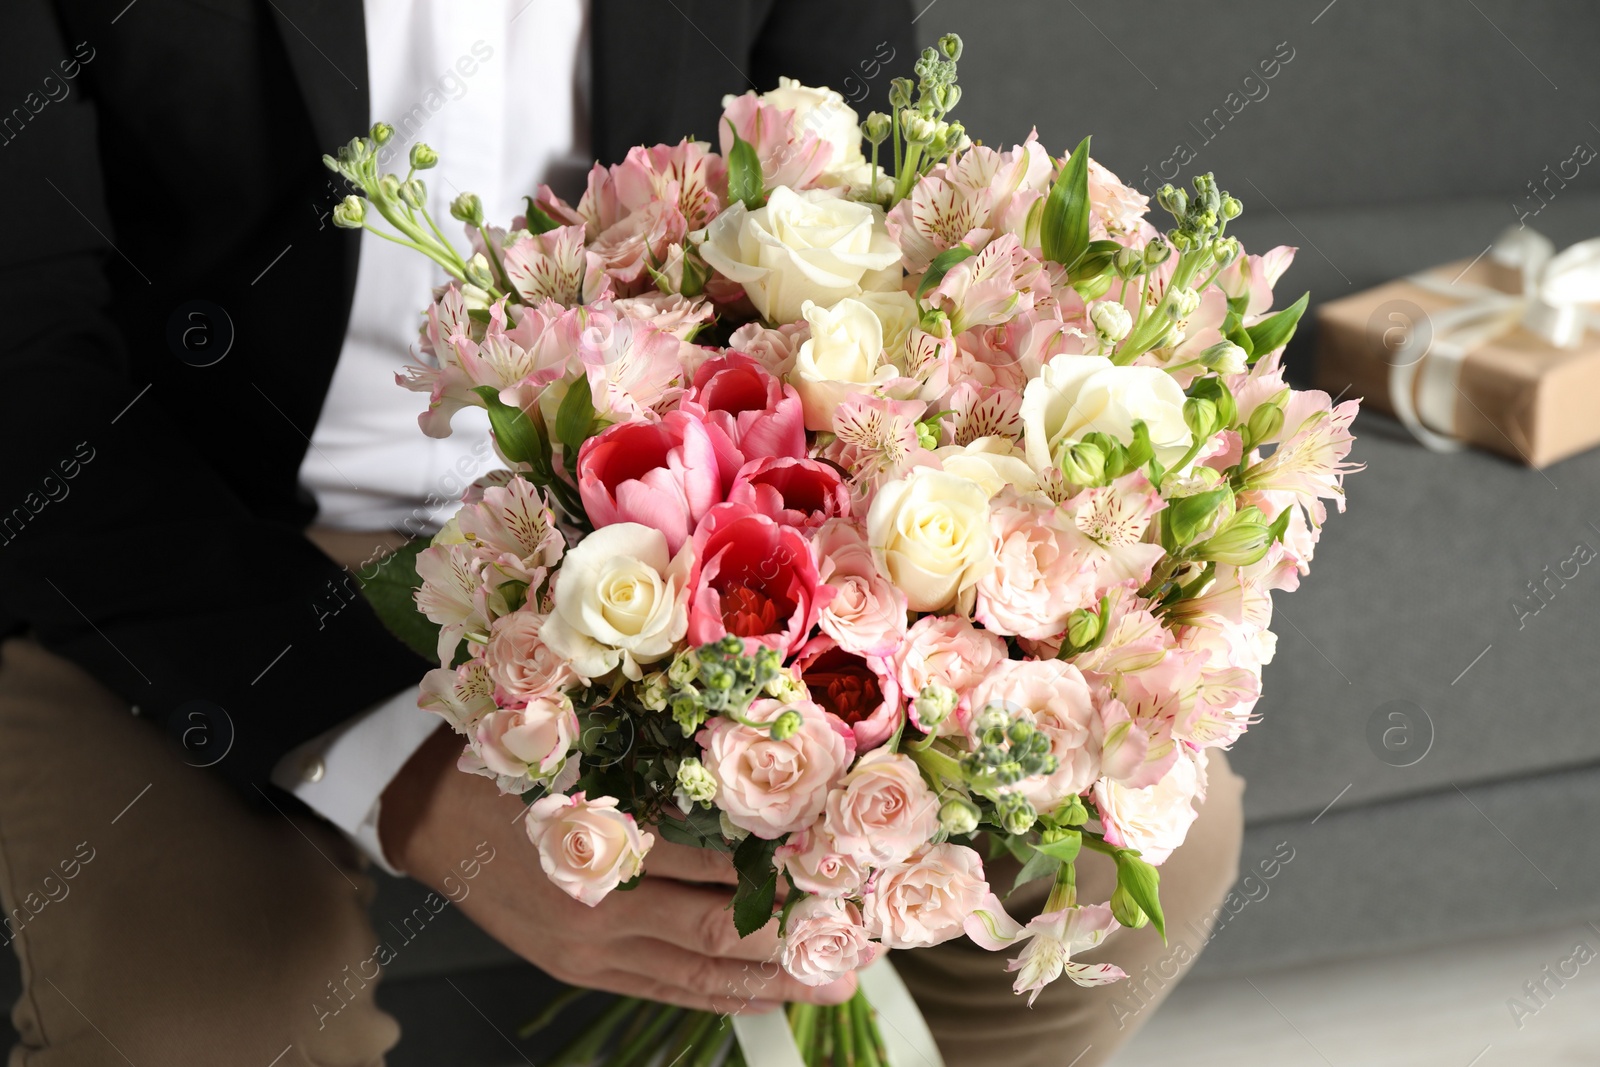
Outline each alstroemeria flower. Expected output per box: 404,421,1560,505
1007,904,1127,1004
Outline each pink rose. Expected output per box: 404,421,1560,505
793,636,902,751
813,519,909,659
775,825,865,898
687,502,832,659
474,695,580,782
681,352,806,488
525,792,654,906
576,410,722,554
484,610,576,706
893,615,1008,735
1094,750,1208,865
968,659,1101,811
974,501,1098,640
728,321,808,378
697,698,854,839
862,843,991,949
728,456,850,530
781,896,880,988
822,750,939,867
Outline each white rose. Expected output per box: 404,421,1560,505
759,78,867,182
697,186,902,325
1093,750,1209,866
866,468,995,614
933,436,1041,499
540,523,691,682
793,297,900,430
854,288,919,367
1020,354,1192,471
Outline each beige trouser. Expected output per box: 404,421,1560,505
0,532,1243,1067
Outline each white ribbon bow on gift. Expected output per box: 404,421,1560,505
729,957,946,1067
1389,225,1600,452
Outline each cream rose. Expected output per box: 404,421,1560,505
525,792,654,907
759,78,867,183
1093,749,1209,865
866,468,996,614
822,751,941,867
793,297,900,430
781,895,880,987
1020,354,1192,471
854,288,920,368
934,436,1041,499
861,843,991,949
540,524,692,682
698,698,854,839
697,186,902,325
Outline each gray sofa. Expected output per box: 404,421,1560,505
6,3,1597,1062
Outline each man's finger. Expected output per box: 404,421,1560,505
610,937,858,1008
609,878,784,962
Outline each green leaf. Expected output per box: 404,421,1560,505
725,121,766,210
730,834,780,937
1222,293,1250,336
521,195,560,235
1031,830,1082,863
473,385,551,473
356,538,443,663
655,807,727,850
916,243,977,300
1114,850,1166,940
1244,292,1309,359
1010,849,1061,895
1040,135,1091,268
554,374,597,458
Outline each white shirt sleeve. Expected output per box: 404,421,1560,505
269,689,443,876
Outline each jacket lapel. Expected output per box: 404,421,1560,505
265,0,370,153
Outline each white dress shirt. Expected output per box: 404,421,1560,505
271,0,590,873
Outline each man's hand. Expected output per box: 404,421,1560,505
379,727,857,1013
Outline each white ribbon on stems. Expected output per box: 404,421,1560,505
1389,225,1600,452
729,956,946,1067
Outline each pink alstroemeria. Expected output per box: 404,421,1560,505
414,541,490,665
1218,245,1297,318
820,393,932,507
925,234,1048,335
576,411,722,554
455,476,564,587
886,133,1053,273
1007,904,1127,1004
574,309,687,423
1064,471,1168,593
417,660,496,735
501,223,607,306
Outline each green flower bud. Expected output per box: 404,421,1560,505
1168,286,1201,320
1245,395,1286,447
770,709,803,741
913,683,958,729
399,178,427,211
1195,520,1274,566
888,77,914,110
1111,882,1151,929
1065,607,1102,651
1221,194,1244,220
902,110,937,145
450,191,484,226
637,671,670,712
938,32,964,61
378,173,401,201
939,796,981,836
1058,440,1106,487
1198,340,1248,375
1112,246,1145,279
973,704,1010,742
671,694,705,736
463,252,494,290
675,757,718,806
331,195,366,229
1053,794,1090,826
862,111,893,146
409,142,439,170
1211,236,1242,268
997,792,1038,836
369,122,394,145
1089,300,1133,345
1184,397,1219,440
1156,184,1187,219
940,84,963,113
667,650,700,687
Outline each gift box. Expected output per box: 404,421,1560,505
1314,229,1600,468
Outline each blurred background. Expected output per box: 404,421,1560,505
7,2,1598,1064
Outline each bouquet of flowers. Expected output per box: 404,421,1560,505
328,32,1359,1067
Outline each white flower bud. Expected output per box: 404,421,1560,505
675,757,718,807
637,671,670,712
1088,300,1133,344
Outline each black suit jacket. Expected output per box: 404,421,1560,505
0,0,914,796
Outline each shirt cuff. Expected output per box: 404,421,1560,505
270,688,442,876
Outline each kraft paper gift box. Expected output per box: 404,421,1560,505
1314,230,1600,469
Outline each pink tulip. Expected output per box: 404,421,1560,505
576,410,722,554
686,502,831,658
681,352,806,490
